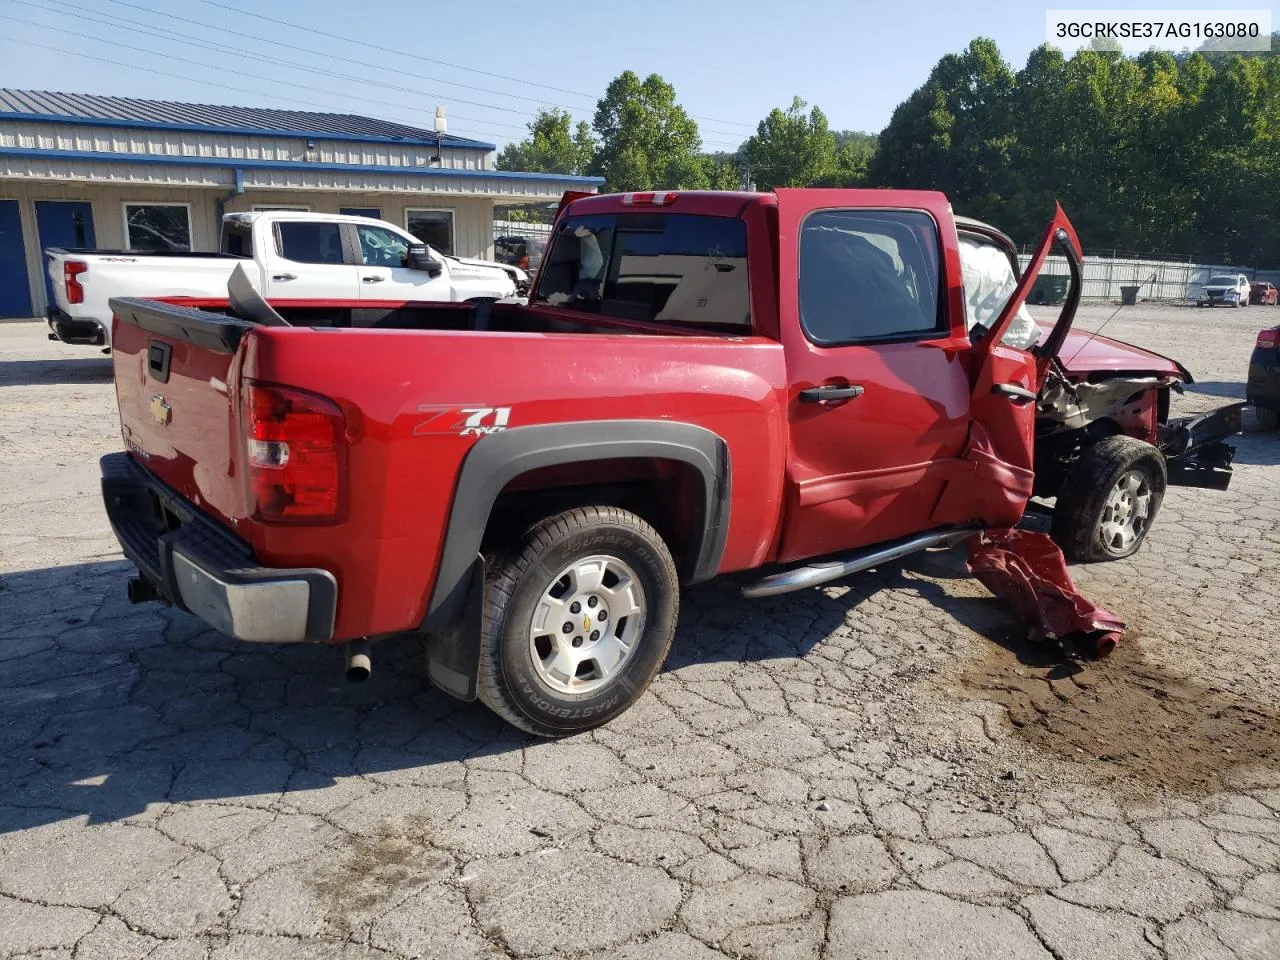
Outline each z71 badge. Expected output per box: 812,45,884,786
413,405,512,437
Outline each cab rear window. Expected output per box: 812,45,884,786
534,213,750,330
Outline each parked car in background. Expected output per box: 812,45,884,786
1198,273,1251,307
1248,323,1280,430
495,234,548,290
1250,281,1278,306
46,211,524,347
100,189,1240,737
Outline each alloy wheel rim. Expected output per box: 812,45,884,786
1099,469,1152,555
528,554,646,695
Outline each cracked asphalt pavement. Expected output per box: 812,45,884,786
2,304,1279,959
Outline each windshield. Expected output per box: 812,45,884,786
1209,275,1238,285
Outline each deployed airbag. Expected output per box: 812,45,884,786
959,236,1041,351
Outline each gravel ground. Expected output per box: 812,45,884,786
1,303,1279,960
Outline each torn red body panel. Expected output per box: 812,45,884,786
966,529,1125,658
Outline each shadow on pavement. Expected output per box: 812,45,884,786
0,357,113,387
1183,379,1246,400
2,549,1039,834
0,560,517,835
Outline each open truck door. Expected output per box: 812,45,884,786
770,190,1084,557
930,204,1083,528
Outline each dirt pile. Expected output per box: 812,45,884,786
961,636,1280,797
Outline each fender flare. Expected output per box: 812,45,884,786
420,419,732,632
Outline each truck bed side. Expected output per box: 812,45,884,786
244,325,788,637
111,300,788,641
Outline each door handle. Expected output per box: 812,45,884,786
362,276,385,283
799,383,864,403
272,273,297,281
992,383,1038,404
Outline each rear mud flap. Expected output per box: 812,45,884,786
1162,402,1244,491
967,529,1125,659
425,555,485,702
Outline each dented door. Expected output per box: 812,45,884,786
932,204,1083,529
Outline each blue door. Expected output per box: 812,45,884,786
340,207,381,220
0,200,33,318
35,201,96,307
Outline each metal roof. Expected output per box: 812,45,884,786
0,88,496,150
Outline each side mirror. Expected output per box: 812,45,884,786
407,244,443,277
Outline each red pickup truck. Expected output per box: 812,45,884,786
101,189,1240,736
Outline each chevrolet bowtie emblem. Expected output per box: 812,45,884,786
583,615,592,633
150,394,172,426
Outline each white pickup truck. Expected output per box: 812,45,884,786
45,211,526,347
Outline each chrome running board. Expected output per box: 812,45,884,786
741,525,981,599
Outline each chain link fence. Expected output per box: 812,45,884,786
1017,250,1272,302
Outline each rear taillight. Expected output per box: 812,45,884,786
1257,329,1279,349
64,261,88,304
242,382,346,524
620,191,678,206
518,255,529,270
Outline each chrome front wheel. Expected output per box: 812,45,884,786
1098,470,1152,556
528,555,647,696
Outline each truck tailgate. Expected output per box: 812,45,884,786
110,297,253,529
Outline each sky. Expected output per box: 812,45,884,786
0,0,1270,152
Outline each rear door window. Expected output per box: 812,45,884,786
276,221,346,264
535,213,750,330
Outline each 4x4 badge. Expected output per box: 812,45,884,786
150,395,172,426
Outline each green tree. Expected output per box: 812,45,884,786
868,37,1017,223
496,108,595,176
822,132,878,186
742,97,838,189
701,152,745,190
869,34,1280,263
590,72,707,191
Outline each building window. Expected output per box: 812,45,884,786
253,204,311,212
276,221,345,264
123,203,192,252
405,209,454,256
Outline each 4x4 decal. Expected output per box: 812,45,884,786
413,405,512,437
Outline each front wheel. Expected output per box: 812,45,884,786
477,506,679,737
1051,436,1168,562
1257,406,1280,431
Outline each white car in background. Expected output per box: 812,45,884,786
45,211,525,347
1198,273,1251,308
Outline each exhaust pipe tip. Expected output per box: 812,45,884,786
127,576,160,605
345,640,372,683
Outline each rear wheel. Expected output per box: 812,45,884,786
477,506,679,737
1257,406,1280,431
1052,436,1167,562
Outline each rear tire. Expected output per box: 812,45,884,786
477,506,679,737
1051,436,1167,562
1257,406,1280,431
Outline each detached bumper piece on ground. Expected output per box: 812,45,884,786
967,529,1125,659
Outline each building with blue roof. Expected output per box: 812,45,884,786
0,88,601,317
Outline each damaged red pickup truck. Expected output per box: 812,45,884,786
101,189,1242,736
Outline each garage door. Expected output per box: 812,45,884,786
0,200,33,318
